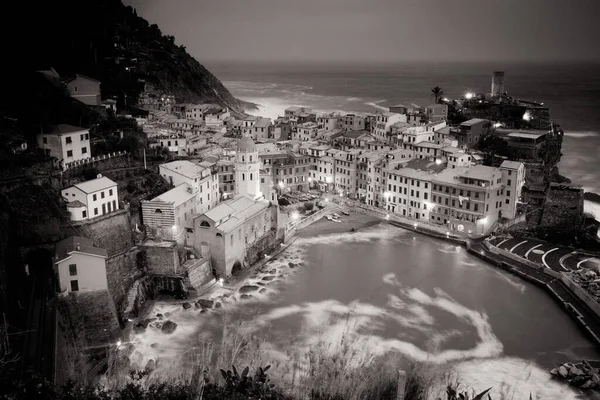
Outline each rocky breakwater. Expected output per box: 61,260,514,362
551,360,600,391
569,268,600,303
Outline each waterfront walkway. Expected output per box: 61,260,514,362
489,236,600,273
469,241,600,347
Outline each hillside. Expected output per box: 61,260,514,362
8,0,253,115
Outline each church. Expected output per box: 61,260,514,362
186,133,282,277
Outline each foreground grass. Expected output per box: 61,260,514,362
1,313,542,399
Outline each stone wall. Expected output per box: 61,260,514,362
140,242,181,275
105,248,141,317
561,274,600,319
538,184,585,234
186,257,213,290
487,242,561,279
244,230,280,267
64,209,135,257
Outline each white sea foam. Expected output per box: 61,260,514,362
364,99,388,111
443,357,582,400
562,131,599,138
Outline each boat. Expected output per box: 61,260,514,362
331,218,342,223
341,210,350,216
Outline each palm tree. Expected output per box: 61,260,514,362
431,86,444,104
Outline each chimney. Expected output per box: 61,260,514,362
76,243,81,251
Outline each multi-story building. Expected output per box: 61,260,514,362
271,118,292,141
63,74,101,106
272,152,312,193
452,118,493,149
341,114,366,131
157,134,188,155
373,112,405,141
317,114,341,131
37,124,91,168
241,116,259,136
424,104,448,122
217,159,236,200
158,160,215,214
205,108,231,128
54,236,108,293
295,122,319,142
430,165,504,236
332,149,360,197
61,176,119,221
251,117,272,140
284,106,312,118
499,160,526,219
397,126,436,149
141,183,197,242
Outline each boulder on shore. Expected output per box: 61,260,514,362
239,285,259,294
156,313,163,319
558,366,569,378
182,302,192,310
145,359,156,372
161,320,178,334
197,299,214,309
240,294,252,300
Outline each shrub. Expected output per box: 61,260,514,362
303,201,314,212
278,198,290,206
81,166,100,181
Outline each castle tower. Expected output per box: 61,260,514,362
235,132,262,200
491,71,505,97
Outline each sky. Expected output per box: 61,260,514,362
125,0,600,64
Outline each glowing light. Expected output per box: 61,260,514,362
445,231,450,236
172,225,177,232
324,198,329,202
384,191,391,199
116,340,122,347
465,92,474,100
480,217,488,225
522,111,532,121
218,278,224,287
385,214,390,220
435,158,442,165
414,223,418,229
278,182,285,188
442,98,449,102
291,211,300,220
308,177,312,182
494,122,502,128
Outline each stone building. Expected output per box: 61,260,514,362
187,133,281,277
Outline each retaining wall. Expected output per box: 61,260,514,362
487,242,561,279
561,274,600,318
140,242,181,275
105,248,140,316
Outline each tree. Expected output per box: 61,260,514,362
431,86,445,104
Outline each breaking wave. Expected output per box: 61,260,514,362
562,131,599,138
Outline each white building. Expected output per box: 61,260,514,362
37,124,91,168
54,236,108,293
61,177,119,221
141,183,197,242
235,133,263,200
499,160,526,220
159,160,216,214
373,112,405,141
295,122,319,142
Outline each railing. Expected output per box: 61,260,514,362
63,151,128,171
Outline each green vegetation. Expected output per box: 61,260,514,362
431,86,445,104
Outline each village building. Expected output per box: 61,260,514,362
424,104,448,122
499,160,526,220
54,236,108,293
63,74,101,106
37,124,91,168
61,176,118,222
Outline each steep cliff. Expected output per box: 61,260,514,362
9,0,253,115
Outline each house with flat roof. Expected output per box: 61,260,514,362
142,183,197,242
63,74,101,106
61,176,118,221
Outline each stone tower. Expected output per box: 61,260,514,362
235,132,262,200
491,71,505,96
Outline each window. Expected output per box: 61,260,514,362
43,137,48,144
74,86,78,93
242,156,245,162
109,189,113,196
92,194,97,201
94,208,98,215
155,209,162,213
66,150,73,157
70,280,79,292
82,147,87,154
230,235,234,246
474,204,479,212
101,191,105,199
102,204,106,214
112,200,117,210
69,264,77,276
66,137,72,144
507,179,512,186
508,170,512,176
506,190,511,196
82,210,87,218
505,199,510,204
250,173,253,181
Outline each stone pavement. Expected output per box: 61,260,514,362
488,236,600,273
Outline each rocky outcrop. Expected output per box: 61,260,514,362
569,269,600,303
550,360,600,391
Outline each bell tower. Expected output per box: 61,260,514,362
235,133,262,200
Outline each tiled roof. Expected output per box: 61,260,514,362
151,183,196,208
55,236,107,264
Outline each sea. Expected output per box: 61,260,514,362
209,61,600,220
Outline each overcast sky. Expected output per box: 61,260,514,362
125,0,600,64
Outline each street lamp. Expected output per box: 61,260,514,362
464,92,475,100
278,182,285,189
479,216,488,235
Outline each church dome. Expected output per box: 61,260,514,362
237,134,257,153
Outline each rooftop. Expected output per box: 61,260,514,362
46,124,87,135
201,195,269,233
152,183,196,207
500,160,523,170
507,132,547,140
72,177,117,194
66,200,86,208
414,141,443,149
403,157,446,173
460,118,488,126
55,236,108,264
342,130,369,139
254,117,271,128
161,160,207,179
